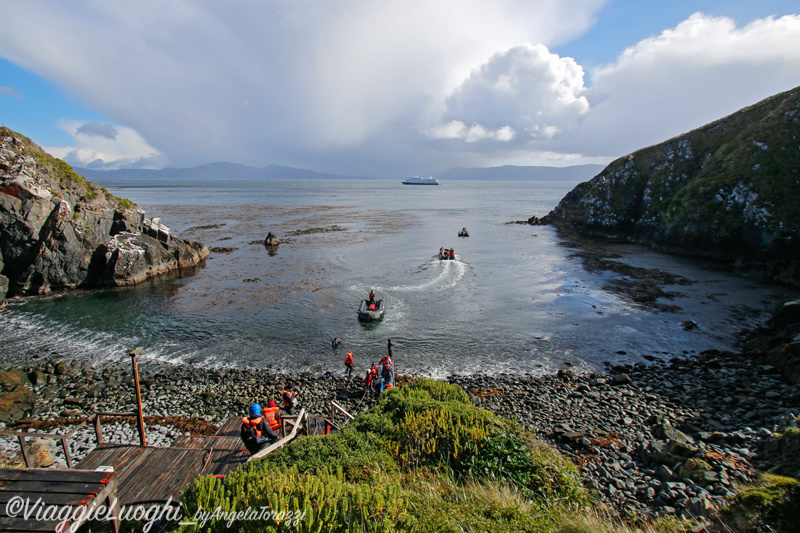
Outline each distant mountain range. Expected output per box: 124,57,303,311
434,164,604,181
76,163,605,182
76,163,363,182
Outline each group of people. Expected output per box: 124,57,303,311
240,382,300,455
439,247,455,259
341,339,396,397
363,352,395,397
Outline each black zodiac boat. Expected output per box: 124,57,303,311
439,250,456,260
458,229,469,237
358,299,385,321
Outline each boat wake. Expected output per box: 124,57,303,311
374,257,467,293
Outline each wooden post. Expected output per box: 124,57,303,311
17,435,29,467
94,414,104,445
60,436,73,468
130,349,147,446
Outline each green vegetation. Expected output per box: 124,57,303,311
782,427,800,439
178,378,594,532
720,474,800,533
1,126,137,209
115,196,135,210
557,86,800,264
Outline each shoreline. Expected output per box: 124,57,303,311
1,344,798,521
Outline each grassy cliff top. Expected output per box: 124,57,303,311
1,126,136,209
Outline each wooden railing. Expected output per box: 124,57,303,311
329,401,354,430
0,411,145,469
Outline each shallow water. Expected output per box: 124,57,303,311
1,179,794,377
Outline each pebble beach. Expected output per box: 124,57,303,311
2,342,798,521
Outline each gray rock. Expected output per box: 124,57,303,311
0,130,209,297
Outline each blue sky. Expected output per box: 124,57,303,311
1,0,799,177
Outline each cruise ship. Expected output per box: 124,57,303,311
402,176,439,185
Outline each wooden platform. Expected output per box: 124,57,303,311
0,468,119,532
75,421,249,507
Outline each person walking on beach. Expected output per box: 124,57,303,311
282,383,299,415
345,350,355,380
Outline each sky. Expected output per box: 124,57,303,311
1,1,799,178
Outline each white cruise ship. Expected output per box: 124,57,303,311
402,176,439,185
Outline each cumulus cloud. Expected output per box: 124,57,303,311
76,121,118,140
0,0,605,174
1,86,22,99
430,43,590,147
570,13,800,157
46,120,164,170
427,121,517,143
1,4,799,174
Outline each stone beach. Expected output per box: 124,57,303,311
1,341,799,522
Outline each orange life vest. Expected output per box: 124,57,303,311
283,390,296,408
368,303,376,311
241,417,264,437
263,407,280,431
345,352,353,366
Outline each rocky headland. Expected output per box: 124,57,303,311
539,85,800,288
0,126,209,304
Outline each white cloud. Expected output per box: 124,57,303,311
427,43,590,149
46,120,165,170
1,4,799,174
570,13,800,157
0,0,606,174
427,121,517,143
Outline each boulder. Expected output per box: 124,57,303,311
264,232,280,247
26,439,54,468
0,368,31,389
678,458,714,485
0,127,209,296
0,385,37,423
767,299,800,331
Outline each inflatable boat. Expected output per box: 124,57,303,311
358,299,385,321
458,229,469,237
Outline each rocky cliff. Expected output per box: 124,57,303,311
544,86,800,286
0,127,209,303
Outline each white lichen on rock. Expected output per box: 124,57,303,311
104,232,145,262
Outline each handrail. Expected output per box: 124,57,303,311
330,401,354,429
248,408,306,461
0,411,138,469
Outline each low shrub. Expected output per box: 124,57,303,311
720,473,800,532
180,465,414,532
179,379,591,532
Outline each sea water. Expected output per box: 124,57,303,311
0,179,793,377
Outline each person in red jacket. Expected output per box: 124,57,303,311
345,350,354,380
